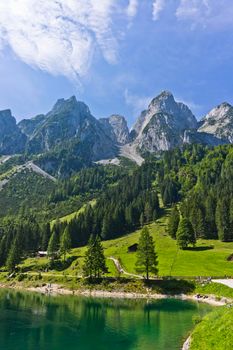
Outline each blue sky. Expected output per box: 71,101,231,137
0,0,233,126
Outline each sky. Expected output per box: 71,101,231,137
0,0,233,126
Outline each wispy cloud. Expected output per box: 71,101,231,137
176,0,210,25
124,89,152,118
152,0,166,21
0,0,137,81
176,0,233,30
126,0,138,18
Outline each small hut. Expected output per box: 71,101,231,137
127,243,138,253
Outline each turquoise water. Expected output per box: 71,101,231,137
0,290,212,350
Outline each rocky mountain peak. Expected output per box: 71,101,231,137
99,114,129,145
198,102,233,143
0,109,26,154
50,96,90,117
0,109,17,136
130,91,197,152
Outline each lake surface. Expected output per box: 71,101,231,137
0,289,212,350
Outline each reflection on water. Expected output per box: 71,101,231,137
0,289,212,350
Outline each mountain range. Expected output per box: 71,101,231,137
0,91,232,174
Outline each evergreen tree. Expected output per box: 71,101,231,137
0,236,7,267
144,202,153,223
6,235,22,271
60,227,72,261
189,205,206,238
41,223,51,251
101,214,111,239
83,236,106,278
176,217,196,249
140,212,144,227
135,227,158,280
93,236,107,278
168,205,180,239
47,231,60,259
216,199,231,241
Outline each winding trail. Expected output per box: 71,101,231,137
108,256,143,279
212,279,233,288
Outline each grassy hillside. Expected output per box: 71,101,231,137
190,306,233,350
50,199,96,227
18,211,233,278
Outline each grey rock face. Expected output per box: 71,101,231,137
198,103,233,143
26,96,117,160
131,91,197,152
18,114,46,138
183,129,228,146
0,109,26,154
99,114,129,145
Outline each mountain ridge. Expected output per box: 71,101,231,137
0,92,233,172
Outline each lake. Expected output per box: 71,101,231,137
0,289,212,350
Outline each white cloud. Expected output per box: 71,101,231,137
152,0,166,21
176,0,233,30
176,0,210,24
124,89,152,117
126,0,138,18
0,0,135,81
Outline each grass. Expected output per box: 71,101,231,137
190,306,233,350
195,282,233,299
101,213,233,278
17,210,233,280
50,199,96,227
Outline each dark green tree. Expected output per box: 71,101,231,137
135,227,158,280
216,199,231,241
176,217,196,249
6,235,22,271
47,230,60,259
60,227,72,261
140,212,144,227
168,205,180,239
83,236,106,279
41,223,51,251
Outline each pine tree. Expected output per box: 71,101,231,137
60,227,72,261
168,205,180,239
144,202,153,223
6,235,22,271
41,223,51,251
93,236,107,278
0,236,7,267
135,227,158,280
101,214,111,239
176,217,196,249
140,212,144,227
83,236,106,279
216,199,231,241
47,231,60,259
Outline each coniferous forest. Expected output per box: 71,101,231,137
0,143,233,268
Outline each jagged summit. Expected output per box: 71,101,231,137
130,91,197,152
198,102,233,143
50,96,91,117
99,114,129,145
0,92,233,168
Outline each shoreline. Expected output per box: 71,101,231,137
0,282,228,306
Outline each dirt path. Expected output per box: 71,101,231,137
108,257,143,279
212,279,233,288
